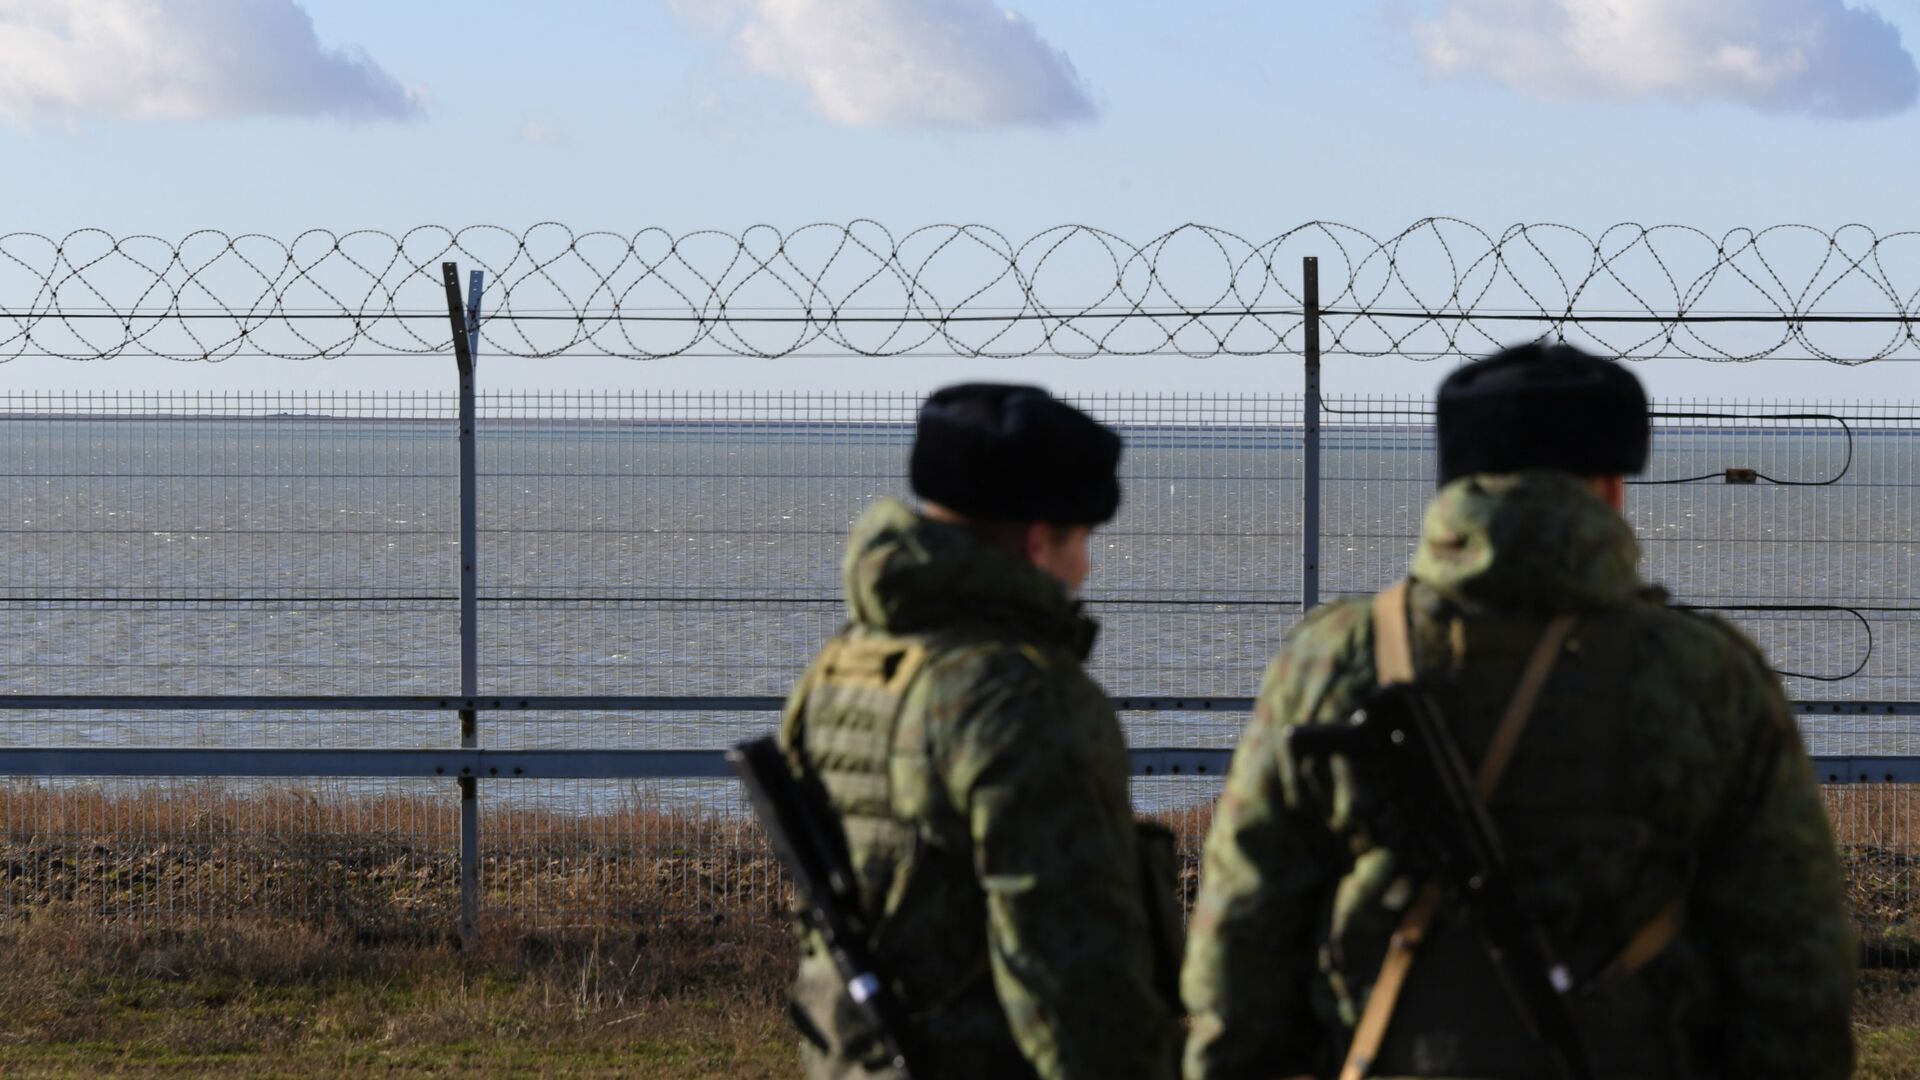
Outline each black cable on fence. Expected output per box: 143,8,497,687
1679,604,1879,683
1632,412,1854,486
0,594,1899,686
1314,402,1864,486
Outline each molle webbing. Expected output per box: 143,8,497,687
791,635,933,816
783,632,937,924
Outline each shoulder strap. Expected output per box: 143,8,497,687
1370,581,1416,685
1598,897,1686,982
1340,883,1446,1080
1367,580,1577,795
1477,613,1578,798
1341,582,1577,1080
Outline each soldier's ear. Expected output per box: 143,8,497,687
1021,522,1080,562
1588,474,1626,511
1020,521,1051,566
1023,523,1093,593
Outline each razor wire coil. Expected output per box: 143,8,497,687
3,220,1919,363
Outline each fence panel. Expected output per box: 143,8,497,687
0,390,458,716
0,392,465,932
0,388,1908,968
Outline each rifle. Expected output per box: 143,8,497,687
1289,684,1598,1080
727,736,916,1076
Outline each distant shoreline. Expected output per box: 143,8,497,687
0,414,1906,436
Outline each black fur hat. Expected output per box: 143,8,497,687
909,383,1122,525
1437,342,1650,484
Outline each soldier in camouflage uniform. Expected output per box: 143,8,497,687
780,384,1181,1079
1182,344,1856,1079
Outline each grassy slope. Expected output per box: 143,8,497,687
2,986,792,1078
0,919,794,1078
0,926,1912,1077
1858,973,1920,1080
6,977,1915,1078
0,787,1910,1074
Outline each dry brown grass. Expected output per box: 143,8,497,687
1823,786,1920,966
1826,784,1920,846
0,784,787,944
0,783,1911,1073
0,912,793,1076
0,779,795,1073
1,783,1911,960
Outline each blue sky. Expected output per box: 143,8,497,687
3,0,1919,400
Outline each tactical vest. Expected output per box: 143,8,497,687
781,628,941,934
780,627,1018,1077
1344,582,1691,1080
779,626,1184,1079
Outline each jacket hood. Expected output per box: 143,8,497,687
1410,471,1643,614
841,498,1096,657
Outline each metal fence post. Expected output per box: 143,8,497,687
1302,256,1322,612
442,262,483,947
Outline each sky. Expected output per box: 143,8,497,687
3,0,1920,402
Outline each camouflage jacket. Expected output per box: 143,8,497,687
1182,471,1855,1080
780,498,1179,1080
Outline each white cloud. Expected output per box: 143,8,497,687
0,0,420,126
1414,0,1919,117
673,0,1096,128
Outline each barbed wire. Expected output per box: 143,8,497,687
3,220,1918,362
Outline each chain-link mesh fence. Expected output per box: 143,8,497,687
0,388,1911,969
0,218,1915,979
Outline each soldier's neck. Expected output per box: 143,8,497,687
1583,474,1626,512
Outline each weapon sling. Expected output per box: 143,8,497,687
1338,582,1574,1080
1338,581,1686,1080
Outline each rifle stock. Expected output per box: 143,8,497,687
728,736,916,1076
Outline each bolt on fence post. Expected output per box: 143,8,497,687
1301,256,1322,612
442,262,484,948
